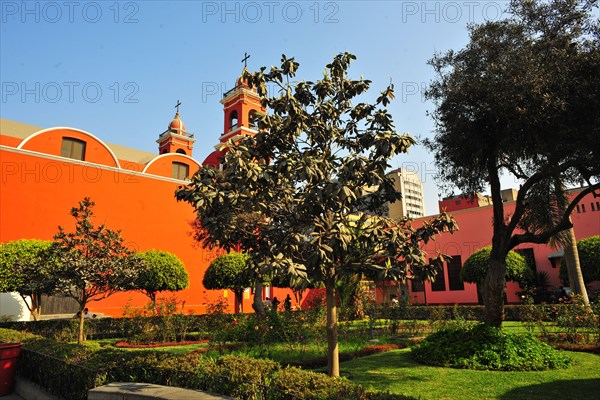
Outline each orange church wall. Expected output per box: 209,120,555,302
410,191,600,305
0,132,299,317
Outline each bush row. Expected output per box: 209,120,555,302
0,304,565,338
0,328,414,400
0,315,207,342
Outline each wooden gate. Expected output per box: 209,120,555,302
41,294,79,315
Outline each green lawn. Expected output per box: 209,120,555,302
341,348,600,400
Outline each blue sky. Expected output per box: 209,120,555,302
1,0,514,215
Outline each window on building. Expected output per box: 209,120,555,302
592,202,596,212
60,137,86,161
581,204,586,213
431,263,446,292
171,162,189,180
447,256,464,291
596,201,600,211
176,149,186,155
576,204,581,213
411,279,424,292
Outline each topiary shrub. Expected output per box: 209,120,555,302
203,252,252,313
462,247,532,285
0,239,59,320
411,323,571,371
136,250,189,303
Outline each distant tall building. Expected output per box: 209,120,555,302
386,168,426,219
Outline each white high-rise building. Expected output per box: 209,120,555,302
386,168,426,219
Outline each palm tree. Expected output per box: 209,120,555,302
520,177,589,306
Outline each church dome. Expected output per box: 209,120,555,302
235,68,252,89
169,112,185,132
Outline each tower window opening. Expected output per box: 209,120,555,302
176,149,186,155
229,110,238,131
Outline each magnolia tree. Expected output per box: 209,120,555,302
0,239,58,320
53,198,142,343
425,0,600,326
177,53,456,376
136,250,189,305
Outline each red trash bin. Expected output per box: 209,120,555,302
0,343,23,396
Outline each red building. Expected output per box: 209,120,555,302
377,188,600,305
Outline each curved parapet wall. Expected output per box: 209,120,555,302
17,127,121,168
142,153,201,179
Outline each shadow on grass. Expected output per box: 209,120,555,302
499,379,600,400
340,349,432,388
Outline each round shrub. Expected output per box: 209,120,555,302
560,235,600,283
411,323,571,371
136,250,189,300
461,247,531,284
203,252,251,292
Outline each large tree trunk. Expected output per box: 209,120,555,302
252,280,265,316
563,227,589,306
483,257,507,328
325,275,339,377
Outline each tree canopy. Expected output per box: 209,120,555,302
53,197,141,343
425,0,600,326
136,250,189,303
177,53,456,376
0,239,58,320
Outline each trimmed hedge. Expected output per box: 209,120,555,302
0,315,207,342
0,328,414,400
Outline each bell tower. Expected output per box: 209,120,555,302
157,101,196,156
215,62,266,150
203,54,267,167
